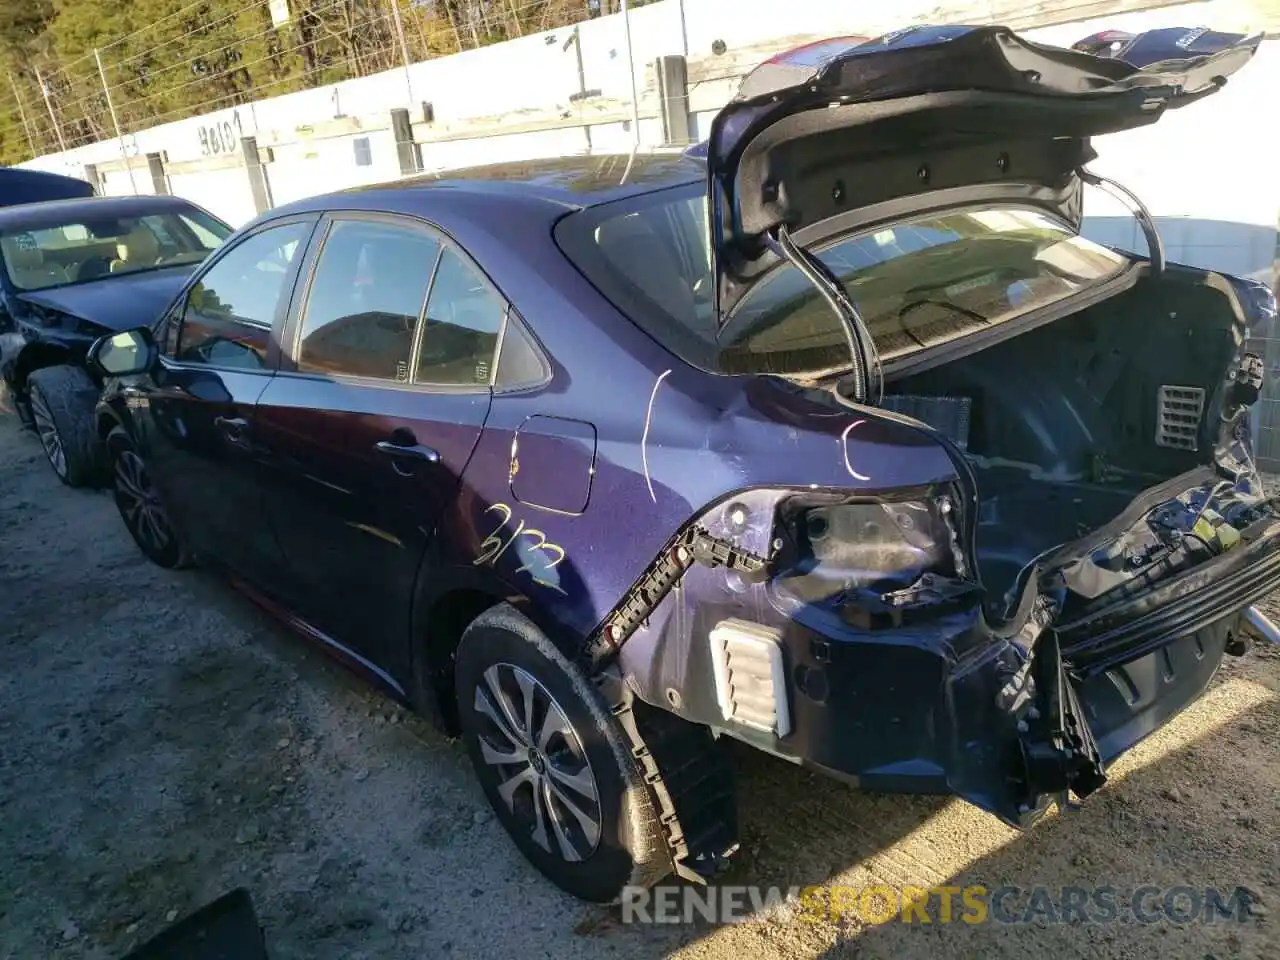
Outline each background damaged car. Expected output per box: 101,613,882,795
89,24,1280,904
0,195,231,485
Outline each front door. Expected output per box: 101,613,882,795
254,214,505,672
140,217,315,586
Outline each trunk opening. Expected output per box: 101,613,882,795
884,268,1265,611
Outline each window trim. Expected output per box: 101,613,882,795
276,209,515,395
158,213,320,376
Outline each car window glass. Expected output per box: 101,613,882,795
176,221,309,370
556,189,1128,376
0,208,230,291
178,213,227,249
494,314,547,390
415,247,504,386
722,209,1127,374
296,219,440,381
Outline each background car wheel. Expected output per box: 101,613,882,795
27,364,101,487
455,604,670,903
105,426,192,569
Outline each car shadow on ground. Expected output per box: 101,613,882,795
608,649,1278,959
197,561,1279,959
812,683,1279,959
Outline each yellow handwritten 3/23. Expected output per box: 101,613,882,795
473,502,567,594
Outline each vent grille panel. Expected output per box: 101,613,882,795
708,619,790,738
1156,385,1206,451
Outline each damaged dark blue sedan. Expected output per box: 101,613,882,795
89,24,1280,903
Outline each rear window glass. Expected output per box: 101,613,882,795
556,185,1128,376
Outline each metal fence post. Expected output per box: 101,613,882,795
390,108,420,176
146,152,169,195
655,55,691,145
83,163,104,194
240,136,272,214
94,48,138,195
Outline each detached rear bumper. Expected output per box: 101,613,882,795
778,604,1257,826
731,523,1280,825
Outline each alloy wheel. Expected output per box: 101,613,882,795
114,449,173,555
473,663,602,862
29,387,66,479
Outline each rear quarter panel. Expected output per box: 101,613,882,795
427,192,960,649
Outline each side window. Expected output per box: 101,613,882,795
415,247,505,386
494,312,549,390
176,222,309,370
296,219,440,381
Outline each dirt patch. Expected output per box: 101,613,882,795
0,412,1277,959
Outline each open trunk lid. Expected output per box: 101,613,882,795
706,24,1262,321
700,24,1278,819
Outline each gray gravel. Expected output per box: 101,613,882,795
1,410,1278,960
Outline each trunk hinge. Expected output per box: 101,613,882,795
579,526,768,673
1078,167,1165,275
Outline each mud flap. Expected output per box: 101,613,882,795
1019,629,1108,806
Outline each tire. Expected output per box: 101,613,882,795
27,364,101,487
455,604,670,903
105,425,192,569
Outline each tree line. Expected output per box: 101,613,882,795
0,0,654,165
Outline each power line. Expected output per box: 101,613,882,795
139,46,377,128
16,3,396,130
119,7,402,116
113,0,275,71
110,9,291,94
3,0,630,161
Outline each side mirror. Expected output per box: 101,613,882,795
87,326,157,377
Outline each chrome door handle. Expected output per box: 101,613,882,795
374,440,440,463
214,415,249,439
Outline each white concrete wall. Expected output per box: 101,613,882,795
16,0,1279,292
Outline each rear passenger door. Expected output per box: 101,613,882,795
254,213,506,674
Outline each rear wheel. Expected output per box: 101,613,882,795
455,604,669,902
106,426,191,569
27,364,100,487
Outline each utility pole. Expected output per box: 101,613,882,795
33,66,67,154
7,74,37,157
95,48,138,195
466,0,481,47
621,0,640,148
387,0,415,104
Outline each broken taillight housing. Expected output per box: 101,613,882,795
770,486,966,605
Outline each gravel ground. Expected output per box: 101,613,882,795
1,410,1278,960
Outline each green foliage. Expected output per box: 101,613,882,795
0,0,662,165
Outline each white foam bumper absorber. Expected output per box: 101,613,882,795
708,618,791,738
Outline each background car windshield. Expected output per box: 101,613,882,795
0,208,231,292
556,187,1128,376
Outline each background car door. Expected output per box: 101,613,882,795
141,217,315,586
254,214,504,670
